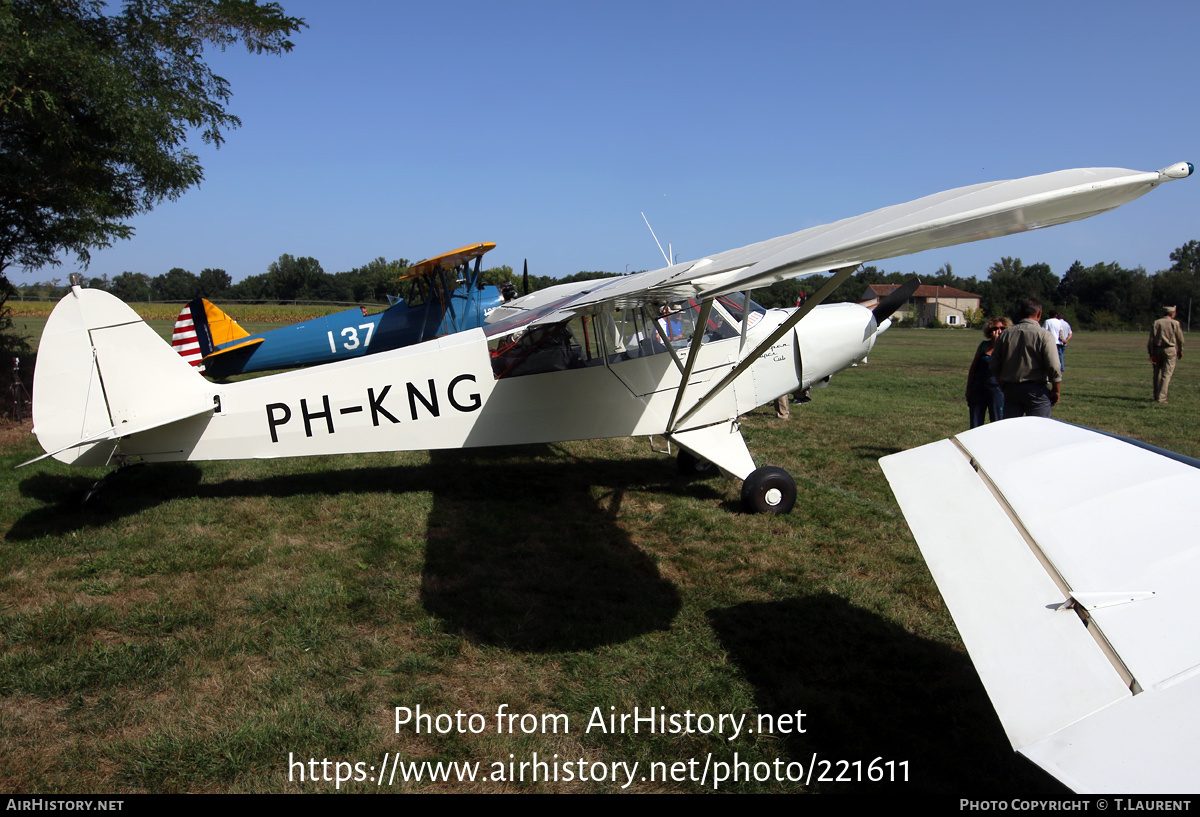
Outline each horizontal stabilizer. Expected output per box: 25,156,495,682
19,401,216,468
880,418,1200,793
202,337,265,360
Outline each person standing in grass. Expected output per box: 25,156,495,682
966,317,1010,428
1043,311,1073,370
989,298,1062,418
1148,305,1185,404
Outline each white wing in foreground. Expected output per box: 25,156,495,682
880,418,1200,794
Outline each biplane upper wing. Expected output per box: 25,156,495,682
398,242,497,281
487,162,1193,331
880,418,1200,794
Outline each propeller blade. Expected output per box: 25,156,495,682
522,259,529,296
872,276,921,324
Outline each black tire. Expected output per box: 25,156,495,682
677,449,719,477
741,466,796,514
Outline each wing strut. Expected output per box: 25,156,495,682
672,264,859,431
665,298,716,431
738,290,752,353
648,307,688,377
441,268,458,327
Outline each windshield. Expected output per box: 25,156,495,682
716,293,766,328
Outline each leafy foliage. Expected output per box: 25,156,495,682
1169,240,1200,277
0,0,305,275
108,271,153,302
0,273,26,354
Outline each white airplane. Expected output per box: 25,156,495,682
880,418,1200,794
27,162,1192,514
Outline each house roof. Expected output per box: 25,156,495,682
862,283,981,299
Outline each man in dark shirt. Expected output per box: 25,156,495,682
989,298,1062,418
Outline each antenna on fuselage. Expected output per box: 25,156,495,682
641,212,672,267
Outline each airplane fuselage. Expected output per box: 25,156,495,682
205,286,508,377
116,302,883,475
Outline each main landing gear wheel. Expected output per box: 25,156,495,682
677,449,719,477
741,466,796,514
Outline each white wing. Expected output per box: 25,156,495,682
488,162,1193,331
880,418,1200,794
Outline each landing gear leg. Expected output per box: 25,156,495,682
677,448,719,477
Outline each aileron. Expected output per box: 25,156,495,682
882,417,1200,793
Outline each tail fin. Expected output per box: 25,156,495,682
172,298,250,372
32,288,215,466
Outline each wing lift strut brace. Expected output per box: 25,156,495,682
668,263,860,433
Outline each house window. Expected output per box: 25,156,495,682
948,315,958,325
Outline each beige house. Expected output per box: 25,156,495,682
859,283,981,327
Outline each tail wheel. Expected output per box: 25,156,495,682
677,449,719,477
741,466,796,514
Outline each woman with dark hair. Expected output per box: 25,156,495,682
966,317,1011,428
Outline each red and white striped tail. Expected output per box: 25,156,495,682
171,305,205,373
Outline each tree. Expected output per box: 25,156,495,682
1169,240,1200,277
0,273,27,356
108,271,152,302
239,253,342,302
1145,241,1200,328
0,0,305,277
334,257,409,302
152,267,200,301
197,268,232,298
479,265,515,288
987,257,1059,317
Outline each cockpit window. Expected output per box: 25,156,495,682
716,293,766,328
490,323,584,378
686,299,739,342
488,297,751,379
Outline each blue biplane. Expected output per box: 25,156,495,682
172,243,510,379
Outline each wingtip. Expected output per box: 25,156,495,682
1160,161,1193,180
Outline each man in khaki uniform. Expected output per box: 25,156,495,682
1148,306,1185,403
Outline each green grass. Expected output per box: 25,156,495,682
0,326,1193,793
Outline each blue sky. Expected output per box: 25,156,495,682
19,0,1198,287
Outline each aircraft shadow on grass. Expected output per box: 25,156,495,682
850,444,905,460
12,448,693,652
707,594,1070,794
419,448,690,651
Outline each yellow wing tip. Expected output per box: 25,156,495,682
399,242,497,281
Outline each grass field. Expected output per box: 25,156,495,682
0,323,1193,793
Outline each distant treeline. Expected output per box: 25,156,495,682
754,240,1200,331
13,240,1200,331
13,254,626,308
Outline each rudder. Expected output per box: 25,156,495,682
33,288,215,466
172,298,250,372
